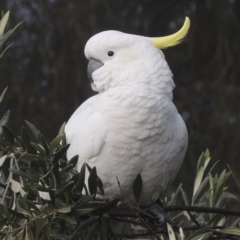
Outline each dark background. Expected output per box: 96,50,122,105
0,0,239,192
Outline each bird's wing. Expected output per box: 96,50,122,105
65,95,107,171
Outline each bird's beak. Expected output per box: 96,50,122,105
87,59,104,82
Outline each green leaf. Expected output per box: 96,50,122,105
167,223,176,240
60,181,74,192
53,144,70,163
97,176,104,195
68,155,78,168
37,132,49,153
132,173,142,203
190,232,212,240
88,167,98,195
51,234,72,240
193,151,211,202
21,126,30,148
215,192,238,208
2,125,14,145
58,214,76,224
20,153,39,163
26,225,34,240
75,163,85,193
30,142,46,155
196,152,205,172
25,120,39,140
0,11,9,38
193,166,204,199
193,176,209,203
0,87,8,103
93,198,120,216
58,122,66,135
0,154,8,167
58,206,71,213
0,43,12,58
60,164,74,174
49,134,65,155
0,110,10,133
169,183,182,205
24,198,40,213
9,168,29,178
185,226,211,240
73,195,94,208
3,203,12,226
0,21,22,51
34,216,48,239
11,179,21,193
18,198,33,216
73,216,99,234
73,208,93,216
0,170,6,184
85,222,99,240
180,186,189,206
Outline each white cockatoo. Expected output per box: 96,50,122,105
65,18,190,206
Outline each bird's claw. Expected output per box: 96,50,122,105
142,203,166,226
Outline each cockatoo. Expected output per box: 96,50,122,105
65,17,189,206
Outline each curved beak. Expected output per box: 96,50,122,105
87,59,104,82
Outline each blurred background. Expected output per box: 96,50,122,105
0,0,239,193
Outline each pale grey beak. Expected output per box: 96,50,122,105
87,59,104,82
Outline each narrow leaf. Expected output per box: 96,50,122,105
53,144,70,163
11,179,21,193
0,87,8,103
88,167,98,195
58,206,71,213
76,163,85,192
0,110,10,133
132,173,142,203
2,125,14,144
0,154,7,167
167,223,176,240
85,222,99,240
34,216,48,239
0,11,9,37
21,126,30,148
58,122,66,135
25,120,39,139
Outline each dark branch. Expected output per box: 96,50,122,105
164,205,240,217
178,191,200,226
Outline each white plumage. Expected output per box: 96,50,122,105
65,29,188,205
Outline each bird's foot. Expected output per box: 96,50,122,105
142,203,166,226
95,194,113,202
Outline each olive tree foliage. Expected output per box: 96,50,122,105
0,107,240,239
0,0,240,240
0,0,239,187
1,8,240,239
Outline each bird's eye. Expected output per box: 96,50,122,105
108,51,114,57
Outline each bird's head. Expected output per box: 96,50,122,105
84,17,190,93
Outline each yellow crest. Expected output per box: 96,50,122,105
150,17,190,49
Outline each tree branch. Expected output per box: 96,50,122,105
164,205,240,217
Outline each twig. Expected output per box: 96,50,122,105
0,194,12,200
114,226,227,238
111,217,140,225
39,168,52,180
178,191,200,226
116,176,161,240
12,153,23,185
111,204,240,219
227,164,240,191
1,156,13,203
164,205,240,217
